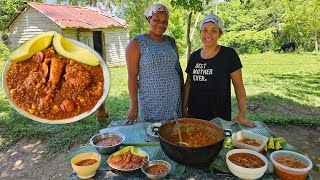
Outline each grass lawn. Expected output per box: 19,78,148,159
0,52,319,155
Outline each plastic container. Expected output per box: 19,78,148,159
226,149,268,180
232,130,268,152
270,150,312,180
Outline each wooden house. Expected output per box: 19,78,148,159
4,2,129,65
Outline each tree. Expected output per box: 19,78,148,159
122,0,153,38
280,0,320,51
170,0,209,61
0,0,44,30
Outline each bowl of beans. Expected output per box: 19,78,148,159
270,150,312,180
141,160,171,180
71,152,101,179
226,149,268,180
90,132,125,155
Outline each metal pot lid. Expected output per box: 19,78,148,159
146,123,161,142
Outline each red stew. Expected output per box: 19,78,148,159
228,153,265,168
6,46,104,120
145,164,169,175
273,156,309,180
167,127,217,147
109,151,148,170
95,136,122,146
237,137,262,147
274,156,308,168
76,159,98,166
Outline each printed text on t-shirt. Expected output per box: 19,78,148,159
192,63,213,81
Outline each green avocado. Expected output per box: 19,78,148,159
52,33,99,66
9,31,56,62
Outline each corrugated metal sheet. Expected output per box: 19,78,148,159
27,2,128,29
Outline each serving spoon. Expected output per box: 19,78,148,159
173,112,190,147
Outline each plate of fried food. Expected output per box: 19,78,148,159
108,146,149,171
2,31,110,124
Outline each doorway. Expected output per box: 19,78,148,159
93,31,103,57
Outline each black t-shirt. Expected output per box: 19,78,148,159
185,46,242,121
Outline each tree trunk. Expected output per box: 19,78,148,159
121,0,124,18
315,31,318,52
91,0,97,7
190,12,200,41
186,12,192,62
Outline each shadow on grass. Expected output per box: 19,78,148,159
266,72,320,100
231,91,320,127
0,91,131,156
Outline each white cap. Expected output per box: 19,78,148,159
143,4,168,18
200,14,224,31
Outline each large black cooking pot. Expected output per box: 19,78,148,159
158,118,229,168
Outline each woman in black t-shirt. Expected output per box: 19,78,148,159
183,14,256,127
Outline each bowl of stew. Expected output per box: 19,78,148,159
90,132,125,155
141,160,171,180
2,38,110,124
270,150,312,180
71,152,101,179
226,149,268,180
232,130,269,153
158,118,228,168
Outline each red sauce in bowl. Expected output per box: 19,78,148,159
274,156,308,168
237,137,262,147
76,159,98,166
228,153,265,168
95,136,122,146
145,164,169,175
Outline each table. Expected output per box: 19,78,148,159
65,118,314,180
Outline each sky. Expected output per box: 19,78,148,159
46,0,55,3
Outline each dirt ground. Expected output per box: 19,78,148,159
0,124,319,180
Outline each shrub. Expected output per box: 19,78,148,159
219,28,276,54
0,42,10,61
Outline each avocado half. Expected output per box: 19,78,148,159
53,33,100,66
9,31,56,62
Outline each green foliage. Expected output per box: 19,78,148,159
123,0,152,38
220,28,276,54
0,42,9,61
0,0,44,30
275,0,320,51
170,0,209,12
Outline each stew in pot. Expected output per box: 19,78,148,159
167,127,217,147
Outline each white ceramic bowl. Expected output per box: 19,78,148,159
226,149,268,180
2,38,110,124
71,152,101,179
270,150,312,180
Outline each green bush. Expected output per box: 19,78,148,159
220,28,276,54
0,42,9,61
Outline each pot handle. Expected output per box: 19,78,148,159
224,129,232,137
